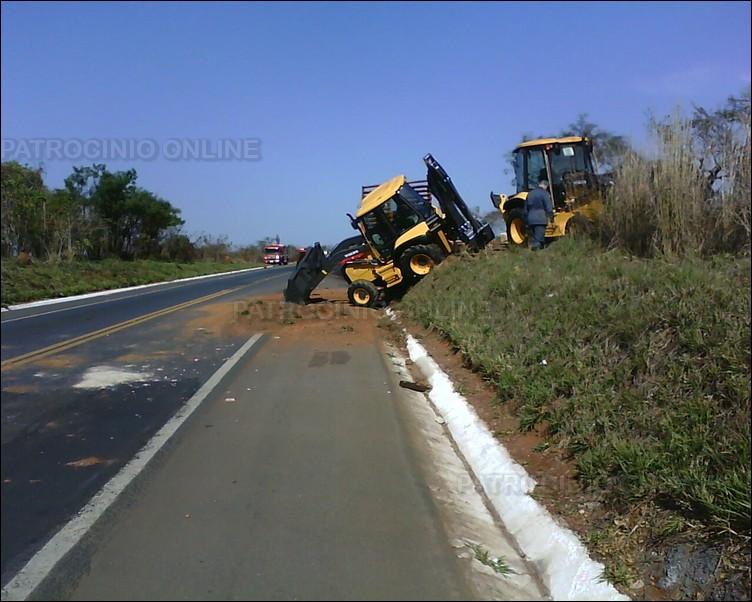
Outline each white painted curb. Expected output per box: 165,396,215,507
1,266,268,312
386,310,629,601
0,333,265,601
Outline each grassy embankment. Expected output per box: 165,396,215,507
401,111,751,557
401,240,750,539
1,258,261,306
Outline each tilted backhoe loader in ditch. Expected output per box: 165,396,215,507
284,154,495,307
490,136,610,246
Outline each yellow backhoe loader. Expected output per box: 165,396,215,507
491,136,608,246
285,154,495,307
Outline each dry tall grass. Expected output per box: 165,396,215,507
599,110,751,257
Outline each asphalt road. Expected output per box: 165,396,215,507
1,267,294,586
1,267,292,362
1,270,545,600
65,335,472,601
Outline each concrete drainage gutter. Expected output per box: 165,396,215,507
386,308,629,601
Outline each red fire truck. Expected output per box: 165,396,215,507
263,244,289,266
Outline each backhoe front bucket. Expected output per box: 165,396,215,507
283,243,328,304
283,235,368,304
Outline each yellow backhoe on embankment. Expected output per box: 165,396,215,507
491,136,609,246
284,155,495,307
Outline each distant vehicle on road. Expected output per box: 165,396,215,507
263,244,289,265
295,247,307,265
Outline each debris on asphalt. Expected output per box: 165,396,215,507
64,456,114,469
73,365,155,390
399,380,432,392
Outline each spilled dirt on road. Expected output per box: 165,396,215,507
64,456,118,469
182,286,382,349
115,350,173,363
32,352,86,370
1,384,40,394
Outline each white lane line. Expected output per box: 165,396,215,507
1,268,291,324
0,266,271,315
0,333,265,602
2,290,189,324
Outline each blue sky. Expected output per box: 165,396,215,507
2,1,750,246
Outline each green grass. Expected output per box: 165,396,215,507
400,239,751,534
467,543,516,576
1,258,261,305
599,560,636,589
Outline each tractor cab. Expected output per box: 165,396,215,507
350,176,442,263
512,137,599,209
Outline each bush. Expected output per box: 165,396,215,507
597,99,751,258
162,233,197,262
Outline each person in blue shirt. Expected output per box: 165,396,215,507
525,179,554,250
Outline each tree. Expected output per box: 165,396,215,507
3,162,188,262
45,188,79,260
64,164,106,199
0,162,48,257
126,189,184,258
63,164,108,258
161,229,196,262
690,88,751,198
689,89,751,247
88,168,138,256
70,167,183,259
193,232,232,262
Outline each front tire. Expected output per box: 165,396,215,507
565,213,592,239
398,244,444,281
347,280,379,308
505,208,528,247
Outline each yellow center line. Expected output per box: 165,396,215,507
1,287,242,371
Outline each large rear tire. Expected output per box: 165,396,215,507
505,208,528,247
347,280,379,308
398,244,444,281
